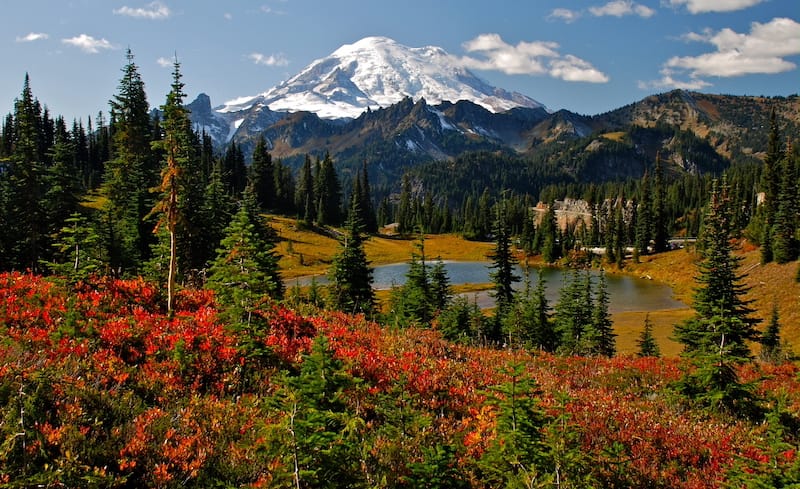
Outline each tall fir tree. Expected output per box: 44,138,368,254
634,171,653,261
105,49,156,274
249,136,275,211
652,153,669,253
149,59,193,312
359,160,378,233
583,270,616,356
760,108,782,264
296,154,315,223
770,143,798,263
314,152,342,226
673,178,761,415
9,74,47,272
489,199,520,329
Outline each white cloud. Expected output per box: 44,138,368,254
664,0,763,13
550,55,611,83
247,52,289,67
156,57,173,67
224,12,233,20
548,8,581,23
638,68,712,90
61,34,116,54
460,33,609,83
644,17,800,90
113,1,171,20
590,1,656,18
16,32,49,43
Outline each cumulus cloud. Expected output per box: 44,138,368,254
643,17,800,89
61,34,116,54
156,57,173,67
460,33,609,83
547,8,581,23
16,32,49,43
113,1,171,20
590,1,656,18
247,52,289,67
665,0,764,13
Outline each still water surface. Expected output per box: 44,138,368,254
290,261,685,313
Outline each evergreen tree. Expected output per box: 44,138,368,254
554,270,592,355
249,136,275,211
207,203,282,323
652,154,669,253
389,234,432,326
634,172,653,261
397,174,413,235
314,152,342,226
43,212,104,281
478,363,554,487
770,144,798,263
760,109,782,264
104,49,156,274
278,335,364,488
295,155,315,223
583,270,616,356
198,162,234,272
328,198,375,317
44,124,81,243
437,296,482,343
221,141,246,197
673,178,761,416
636,314,661,357
489,200,520,335
359,160,378,233
429,258,452,313
759,305,786,364
149,60,193,312
8,74,47,272
539,205,559,263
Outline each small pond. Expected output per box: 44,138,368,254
289,261,685,313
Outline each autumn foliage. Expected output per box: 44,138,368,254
0,272,798,487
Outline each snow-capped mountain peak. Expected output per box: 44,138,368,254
217,36,544,120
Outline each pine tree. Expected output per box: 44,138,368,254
478,363,554,487
104,49,156,274
673,178,761,415
221,141,246,197
328,198,375,317
429,258,452,313
554,270,593,355
8,74,47,272
759,305,786,364
760,109,782,264
397,174,413,235
44,123,81,243
249,136,275,211
583,270,616,356
636,314,661,357
389,234,432,326
198,162,234,271
314,152,342,226
43,212,104,281
295,155,315,223
652,154,669,253
539,205,559,263
359,160,378,233
770,144,798,263
207,203,282,323
489,200,520,330
149,59,193,312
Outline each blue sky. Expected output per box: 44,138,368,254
2,0,798,122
